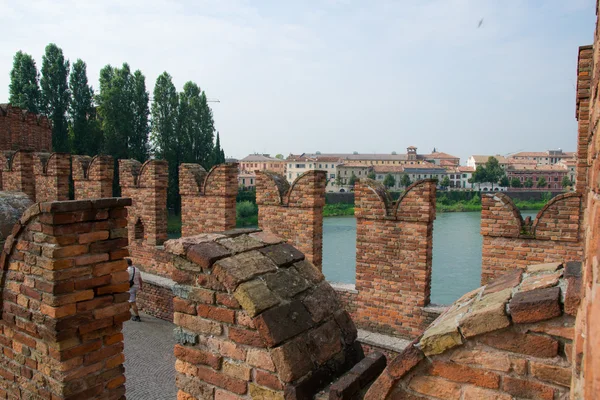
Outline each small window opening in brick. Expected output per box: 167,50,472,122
134,219,144,241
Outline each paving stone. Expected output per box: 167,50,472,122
213,251,278,291
234,280,280,317
264,269,310,298
526,262,562,274
217,234,264,253
509,287,561,324
259,243,305,266
186,242,231,269
483,269,523,295
254,300,315,347
519,270,563,292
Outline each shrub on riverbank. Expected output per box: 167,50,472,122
323,203,355,216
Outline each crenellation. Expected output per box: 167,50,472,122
33,152,70,202
0,104,52,153
0,149,35,201
72,154,114,200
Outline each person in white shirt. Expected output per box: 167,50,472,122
127,258,143,322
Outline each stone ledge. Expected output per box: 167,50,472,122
357,329,411,353
423,304,450,314
330,282,358,293
141,271,176,290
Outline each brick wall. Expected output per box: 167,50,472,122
0,150,35,201
33,152,70,202
0,104,52,152
480,192,583,284
576,45,592,196
72,155,114,200
164,230,362,399
119,159,168,247
180,163,238,236
256,170,326,268
353,179,436,339
572,3,600,396
136,273,175,322
0,197,131,399
366,262,579,400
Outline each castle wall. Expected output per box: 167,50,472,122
33,152,70,202
179,163,238,236
72,155,114,200
0,198,131,399
480,193,583,284
0,104,52,152
0,150,35,201
353,179,437,339
256,170,326,268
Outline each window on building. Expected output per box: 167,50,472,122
344,171,347,175
377,175,383,180
296,173,300,177
296,164,305,168
242,178,246,184
319,164,322,168
462,174,467,178
250,178,254,184
288,173,291,179
263,164,266,169
358,171,361,175
330,174,335,179
450,174,455,179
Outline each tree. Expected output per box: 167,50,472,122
179,83,215,168
524,178,534,188
401,174,411,188
69,59,102,155
335,172,342,186
130,70,150,162
440,176,450,188
383,173,396,188
41,44,71,152
484,157,505,190
537,177,547,188
9,51,41,113
561,175,572,188
212,132,225,165
275,154,284,159
471,165,488,187
151,72,179,211
499,176,510,188
367,171,376,180
348,172,358,187
510,177,522,188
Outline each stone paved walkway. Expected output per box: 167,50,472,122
123,312,177,400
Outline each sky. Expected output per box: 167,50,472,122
0,0,596,164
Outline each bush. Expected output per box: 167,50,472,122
237,201,257,219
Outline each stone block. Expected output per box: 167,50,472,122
187,242,231,269
292,260,324,284
483,269,523,295
307,320,343,365
249,383,284,400
259,243,305,267
249,231,284,245
254,301,315,347
519,270,563,292
264,269,310,298
234,280,280,317
213,251,278,291
217,234,263,253
509,287,562,324
459,304,510,338
271,335,314,383
301,282,340,323
526,262,562,273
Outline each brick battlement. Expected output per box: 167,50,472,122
72,155,114,199
0,104,52,152
256,170,326,268
33,152,70,202
180,163,238,236
480,192,583,284
354,179,437,339
0,150,35,200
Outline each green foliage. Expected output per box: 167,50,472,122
9,51,41,113
41,44,70,152
69,59,102,155
499,176,509,187
323,204,354,216
237,201,257,219
541,191,552,202
400,174,411,187
237,188,256,204
471,157,506,189
440,176,450,188
524,178,534,188
537,177,547,188
561,175,572,188
167,213,182,235
178,83,215,169
367,171,376,180
212,132,225,165
275,154,284,159
348,172,358,187
510,177,522,188
130,71,150,162
383,173,396,188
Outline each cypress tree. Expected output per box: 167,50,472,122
41,43,70,152
9,51,41,113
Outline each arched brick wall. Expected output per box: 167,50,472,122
33,152,70,202
0,198,131,399
72,155,114,200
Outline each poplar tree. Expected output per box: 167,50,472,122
9,51,41,113
212,132,225,165
41,43,70,152
130,71,150,162
151,72,179,212
69,59,102,155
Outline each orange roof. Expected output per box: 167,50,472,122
427,152,459,160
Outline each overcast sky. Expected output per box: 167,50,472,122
0,0,596,163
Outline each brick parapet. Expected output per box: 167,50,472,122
0,149,35,201
33,152,70,202
0,197,132,399
354,179,437,339
72,155,114,200
576,46,593,196
480,193,584,284
179,163,238,236
119,159,168,247
0,104,52,152
256,170,326,268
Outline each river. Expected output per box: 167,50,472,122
322,211,538,305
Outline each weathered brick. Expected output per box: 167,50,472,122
254,301,314,347
479,330,558,358
174,344,221,370
509,287,562,323
271,335,313,382
502,376,555,400
430,361,500,389
408,376,461,400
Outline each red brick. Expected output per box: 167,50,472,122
502,376,555,400
195,365,247,395
530,361,571,387
409,376,461,400
255,369,283,390
174,298,196,315
430,361,500,389
228,327,265,347
174,344,221,370
197,304,235,324
478,330,558,358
